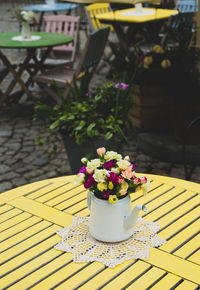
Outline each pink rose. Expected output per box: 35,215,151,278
97,147,106,155
121,169,135,180
140,176,147,184
134,177,141,184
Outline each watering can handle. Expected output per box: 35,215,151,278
87,191,92,211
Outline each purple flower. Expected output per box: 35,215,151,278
102,191,110,199
84,174,96,189
104,160,115,170
85,91,92,97
130,164,136,171
115,82,128,91
108,172,119,185
78,166,86,174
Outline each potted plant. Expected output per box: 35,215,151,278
33,73,133,174
74,146,150,242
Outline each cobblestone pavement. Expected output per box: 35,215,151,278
0,1,199,194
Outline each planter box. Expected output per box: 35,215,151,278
131,84,173,130
61,135,122,174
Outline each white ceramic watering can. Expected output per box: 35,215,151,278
87,191,147,242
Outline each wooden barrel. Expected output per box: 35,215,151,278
131,84,173,130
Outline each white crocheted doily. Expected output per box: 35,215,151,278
55,216,166,268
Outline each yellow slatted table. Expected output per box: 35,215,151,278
0,174,199,289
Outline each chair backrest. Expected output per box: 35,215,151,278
75,26,110,79
176,0,198,12
85,3,114,32
43,15,80,63
161,12,195,48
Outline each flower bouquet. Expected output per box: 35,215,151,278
74,147,150,204
14,9,37,39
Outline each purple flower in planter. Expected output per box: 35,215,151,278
115,82,128,90
108,172,119,185
78,166,86,174
84,174,96,189
85,91,92,97
104,160,115,170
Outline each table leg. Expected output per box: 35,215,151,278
0,50,33,106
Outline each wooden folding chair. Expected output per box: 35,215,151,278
40,15,80,67
33,27,110,104
85,3,114,33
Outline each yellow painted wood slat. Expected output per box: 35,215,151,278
125,267,166,289
1,224,59,264
8,196,73,227
173,234,200,259
1,248,62,289
173,280,199,289
0,211,31,232
148,248,200,285
160,219,200,252
0,208,22,223
78,260,142,289
62,198,87,215
158,206,200,240
36,184,83,204
141,192,199,222
54,189,88,211
0,179,52,204
100,261,150,289
142,174,200,193
150,273,182,290
188,250,200,265
0,204,13,214
140,186,186,213
26,182,70,200
141,190,198,224
0,215,41,242
1,235,61,277
74,207,90,217
23,260,103,290
45,186,86,207
1,220,51,252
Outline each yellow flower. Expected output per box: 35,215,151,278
97,182,107,192
108,195,118,204
143,56,153,68
108,181,114,190
152,45,164,54
161,59,171,69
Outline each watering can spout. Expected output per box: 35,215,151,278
124,204,147,229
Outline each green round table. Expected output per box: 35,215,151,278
0,32,73,106
0,32,73,49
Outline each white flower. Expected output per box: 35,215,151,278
111,167,120,174
81,157,87,164
86,158,101,171
74,173,85,185
93,169,109,183
21,11,35,22
105,151,122,161
117,159,130,170
142,178,151,195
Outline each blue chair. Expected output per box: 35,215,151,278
176,0,198,12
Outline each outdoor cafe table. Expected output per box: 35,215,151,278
23,3,79,30
0,174,199,289
0,32,73,107
96,7,179,51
